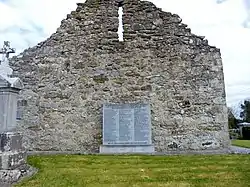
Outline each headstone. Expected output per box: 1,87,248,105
0,41,23,132
0,41,33,184
100,103,155,153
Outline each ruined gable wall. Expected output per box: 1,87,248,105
10,0,230,153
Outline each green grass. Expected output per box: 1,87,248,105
232,140,250,148
16,155,250,187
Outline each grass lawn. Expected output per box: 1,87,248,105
16,154,250,187
232,140,250,148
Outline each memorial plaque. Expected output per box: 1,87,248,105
103,103,152,145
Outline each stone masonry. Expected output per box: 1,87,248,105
10,0,230,153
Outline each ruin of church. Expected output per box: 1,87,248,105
10,0,230,153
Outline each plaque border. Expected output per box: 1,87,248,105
102,103,152,146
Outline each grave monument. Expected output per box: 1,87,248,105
0,41,31,184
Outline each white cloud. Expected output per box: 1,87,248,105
1,0,82,34
0,0,83,53
0,0,249,107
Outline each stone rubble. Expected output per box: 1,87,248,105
230,146,250,154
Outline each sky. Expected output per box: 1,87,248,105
0,0,249,109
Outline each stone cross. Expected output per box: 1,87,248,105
0,41,15,59
0,41,15,77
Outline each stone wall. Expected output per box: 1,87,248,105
10,0,230,153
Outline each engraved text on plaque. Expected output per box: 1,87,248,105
103,103,151,145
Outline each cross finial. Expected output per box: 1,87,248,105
0,41,16,77
0,41,15,60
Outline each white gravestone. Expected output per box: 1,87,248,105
0,41,23,132
100,103,155,154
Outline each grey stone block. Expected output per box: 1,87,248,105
0,169,21,184
0,151,26,170
0,164,37,184
0,132,23,152
0,88,20,132
100,145,155,154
